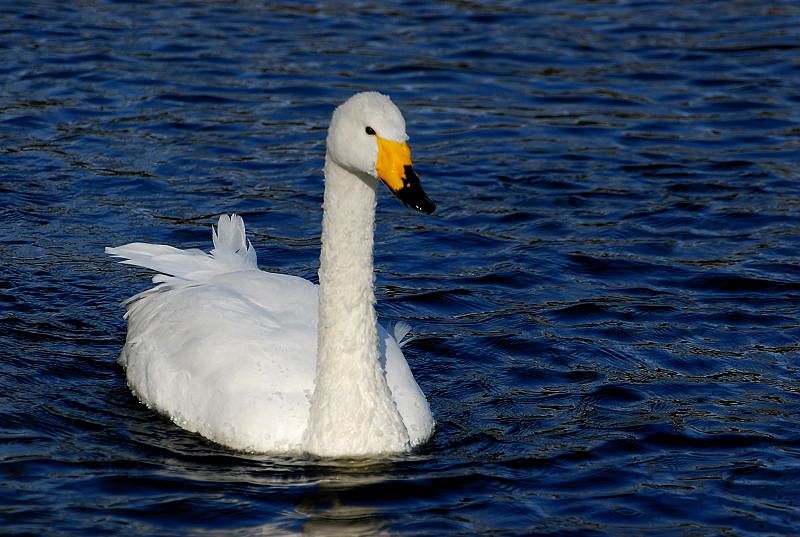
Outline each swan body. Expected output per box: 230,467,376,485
108,92,435,456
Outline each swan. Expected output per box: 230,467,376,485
107,92,436,457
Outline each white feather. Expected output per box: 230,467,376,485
392,321,414,348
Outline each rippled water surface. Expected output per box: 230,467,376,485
2,1,800,535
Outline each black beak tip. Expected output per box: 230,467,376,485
410,196,436,215
396,165,435,214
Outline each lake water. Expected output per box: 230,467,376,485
2,1,800,535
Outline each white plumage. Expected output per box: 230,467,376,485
107,92,435,456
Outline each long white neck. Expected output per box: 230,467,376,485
304,157,409,456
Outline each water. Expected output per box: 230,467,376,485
2,1,799,534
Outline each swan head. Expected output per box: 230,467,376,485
326,92,435,214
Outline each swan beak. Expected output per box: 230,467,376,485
375,137,436,214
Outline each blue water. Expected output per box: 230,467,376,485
2,1,800,535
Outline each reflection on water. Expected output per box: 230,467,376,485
2,0,800,535
299,481,385,537
294,459,406,536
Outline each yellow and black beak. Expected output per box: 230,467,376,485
375,137,435,214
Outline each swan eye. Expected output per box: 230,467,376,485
365,126,376,135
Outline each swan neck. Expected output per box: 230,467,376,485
319,158,377,299
317,157,378,373
305,157,409,456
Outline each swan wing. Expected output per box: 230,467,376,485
380,323,435,446
121,270,317,452
108,215,316,452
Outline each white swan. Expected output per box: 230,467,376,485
107,92,436,457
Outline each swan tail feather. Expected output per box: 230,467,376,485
106,214,258,282
211,213,258,269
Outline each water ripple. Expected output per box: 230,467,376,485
1,0,800,535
